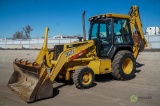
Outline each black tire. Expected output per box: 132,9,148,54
112,50,136,80
73,67,95,89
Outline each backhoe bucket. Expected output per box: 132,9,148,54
8,60,53,102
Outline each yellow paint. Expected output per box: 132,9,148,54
106,13,130,18
122,58,133,74
81,72,92,85
88,60,100,74
99,59,111,74
49,40,95,81
129,5,148,58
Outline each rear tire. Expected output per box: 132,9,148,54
73,67,95,89
112,50,136,80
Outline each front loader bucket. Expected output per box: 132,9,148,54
8,60,53,102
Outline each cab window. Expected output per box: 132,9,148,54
90,23,98,40
114,19,132,44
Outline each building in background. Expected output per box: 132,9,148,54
145,27,160,35
145,27,160,48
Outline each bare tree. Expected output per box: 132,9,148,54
23,25,33,39
12,25,33,39
13,31,23,39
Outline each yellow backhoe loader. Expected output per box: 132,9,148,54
8,5,147,102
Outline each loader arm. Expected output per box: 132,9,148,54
33,27,53,68
49,41,94,81
128,5,147,58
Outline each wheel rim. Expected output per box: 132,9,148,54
81,72,92,85
122,58,133,74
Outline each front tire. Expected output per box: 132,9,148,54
112,50,136,80
73,67,95,89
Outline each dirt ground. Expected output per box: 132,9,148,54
0,50,160,106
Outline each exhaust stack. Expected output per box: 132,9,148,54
82,11,86,41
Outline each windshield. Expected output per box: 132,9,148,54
89,19,112,40
90,22,98,39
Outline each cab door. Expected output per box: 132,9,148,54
89,19,113,57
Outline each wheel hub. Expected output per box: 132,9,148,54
83,75,89,82
82,72,92,85
122,58,133,74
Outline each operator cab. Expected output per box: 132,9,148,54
89,14,134,58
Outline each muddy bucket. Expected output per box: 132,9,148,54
8,61,53,102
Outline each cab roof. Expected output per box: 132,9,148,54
89,13,130,21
